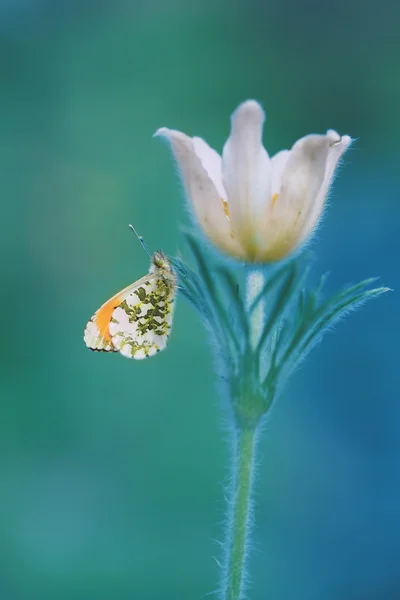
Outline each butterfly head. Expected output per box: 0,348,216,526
150,250,173,273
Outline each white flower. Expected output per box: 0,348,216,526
155,100,352,262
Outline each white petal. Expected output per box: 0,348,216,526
272,133,333,236
221,100,271,253
258,134,332,261
192,137,226,200
155,127,243,257
271,149,290,196
318,131,352,205
263,131,352,261
318,131,352,200
297,131,352,243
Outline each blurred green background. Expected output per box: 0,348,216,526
1,1,399,599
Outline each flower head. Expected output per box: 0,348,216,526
155,100,352,262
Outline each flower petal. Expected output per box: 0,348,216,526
155,127,243,257
262,131,352,261
192,137,226,200
257,134,332,261
297,131,352,243
277,133,332,215
316,132,352,208
221,100,271,255
271,149,290,196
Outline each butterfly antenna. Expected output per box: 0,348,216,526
129,224,151,257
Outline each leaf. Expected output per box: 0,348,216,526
183,232,241,356
331,277,379,303
269,318,289,369
281,284,389,376
216,266,249,348
316,272,330,296
171,257,207,316
256,262,310,356
300,286,389,359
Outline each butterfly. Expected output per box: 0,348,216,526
84,227,177,360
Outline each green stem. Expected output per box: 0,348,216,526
246,270,265,350
223,426,257,600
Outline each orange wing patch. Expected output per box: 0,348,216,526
95,294,123,343
84,291,123,352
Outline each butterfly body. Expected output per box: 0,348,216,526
84,251,177,359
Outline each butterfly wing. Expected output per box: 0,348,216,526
83,278,150,352
109,271,176,359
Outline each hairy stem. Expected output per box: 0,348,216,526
223,426,257,600
246,270,265,350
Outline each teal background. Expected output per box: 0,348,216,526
1,1,399,599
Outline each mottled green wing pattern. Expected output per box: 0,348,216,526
108,272,176,359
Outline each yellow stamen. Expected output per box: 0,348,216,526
220,198,236,239
221,198,230,219
271,193,278,207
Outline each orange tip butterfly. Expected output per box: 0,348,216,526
84,226,177,359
